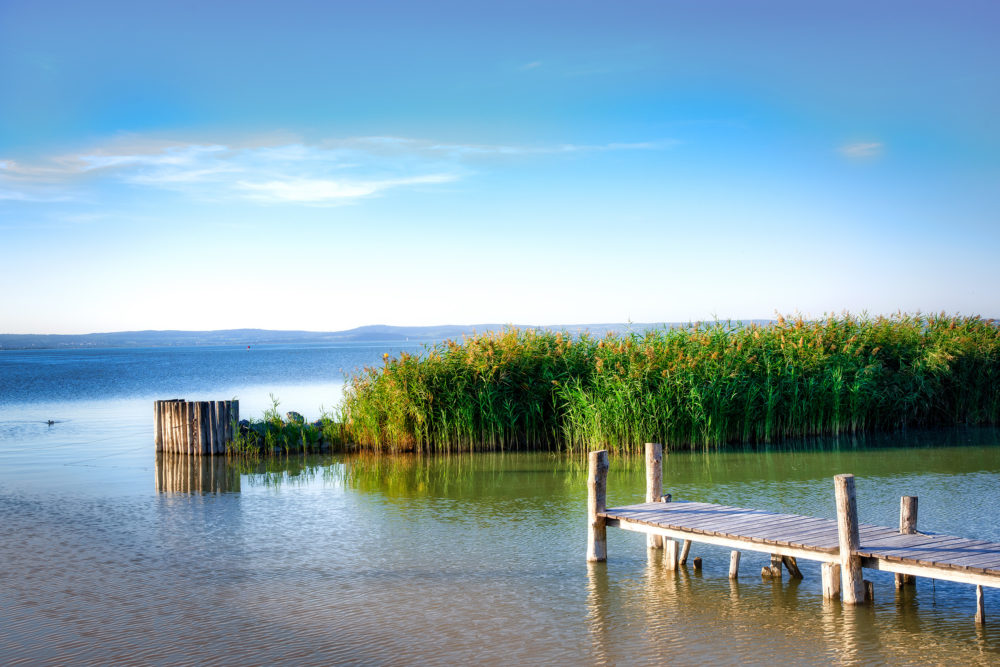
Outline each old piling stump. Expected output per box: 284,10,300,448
645,443,663,549
154,399,238,456
835,474,866,605
586,450,610,562
896,496,918,588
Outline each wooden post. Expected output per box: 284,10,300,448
207,401,218,455
822,562,841,600
170,401,184,454
835,474,866,605
165,402,174,453
864,580,874,602
895,496,918,588
976,585,985,625
729,550,741,579
693,557,702,571
215,401,224,454
171,401,180,453
186,401,195,455
176,402,183,455
199,402,210,455
679,540,691,565
586,450,609,562
782,556,803,579
172,401,182,453
645,443,663,549
231,400,239,449
762,553,783,578
154,401,162,452
664,539,678,570
218,401,228,453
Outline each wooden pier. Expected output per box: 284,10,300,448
587,444,999,624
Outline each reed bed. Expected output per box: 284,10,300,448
339,314,1000,454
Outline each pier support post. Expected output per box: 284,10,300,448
586,450,610,562
835,474,866,605
782,556,803,579
664,539,679,570
895,496,918,588
679,540,691,565
729,550,741,579
976,585,985,625
822,562,841,600
762,554,783,579
645,443,663,549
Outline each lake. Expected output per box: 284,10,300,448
1,344,999,664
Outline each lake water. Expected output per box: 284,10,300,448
1,344,999,664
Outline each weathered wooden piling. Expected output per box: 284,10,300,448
896,496,918,588
154,399,238,455
729,551,741,579
762,553,783,579
782,556,803,579
835,473,866,605
976,585,985,625
679,540,692,565
664,539,679,570
645,443,663,549
586,450,609,562
822,562,841,600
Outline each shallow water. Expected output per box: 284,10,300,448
1,345,999,664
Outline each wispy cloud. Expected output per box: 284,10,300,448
521,61,542,70
0,135,674,206
838,141,884,159
237,174,457,204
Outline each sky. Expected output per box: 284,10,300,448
1,0,998,334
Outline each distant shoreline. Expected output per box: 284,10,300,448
0,321,759,351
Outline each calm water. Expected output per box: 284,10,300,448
1,345,999,665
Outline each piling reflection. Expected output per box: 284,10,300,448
155,453,240,494
154,452,339,493
585,562,612,665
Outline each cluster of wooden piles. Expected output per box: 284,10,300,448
154,399,238,455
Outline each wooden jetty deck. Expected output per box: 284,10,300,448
586,445,999,624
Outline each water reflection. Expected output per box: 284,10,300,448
585,562,612,664
155,454,240,494
153,453,341,493
7,435,992,664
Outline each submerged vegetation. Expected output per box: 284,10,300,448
339,313,1000,453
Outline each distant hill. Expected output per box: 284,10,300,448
0,321,772,350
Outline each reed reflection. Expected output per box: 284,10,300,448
154,452,338,493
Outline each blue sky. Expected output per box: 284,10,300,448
1,1,997,334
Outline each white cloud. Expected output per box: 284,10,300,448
522,61,542,70
0,135,673,206
237,174,456,204
838,141,884,159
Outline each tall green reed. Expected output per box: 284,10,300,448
339,314,1000,454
